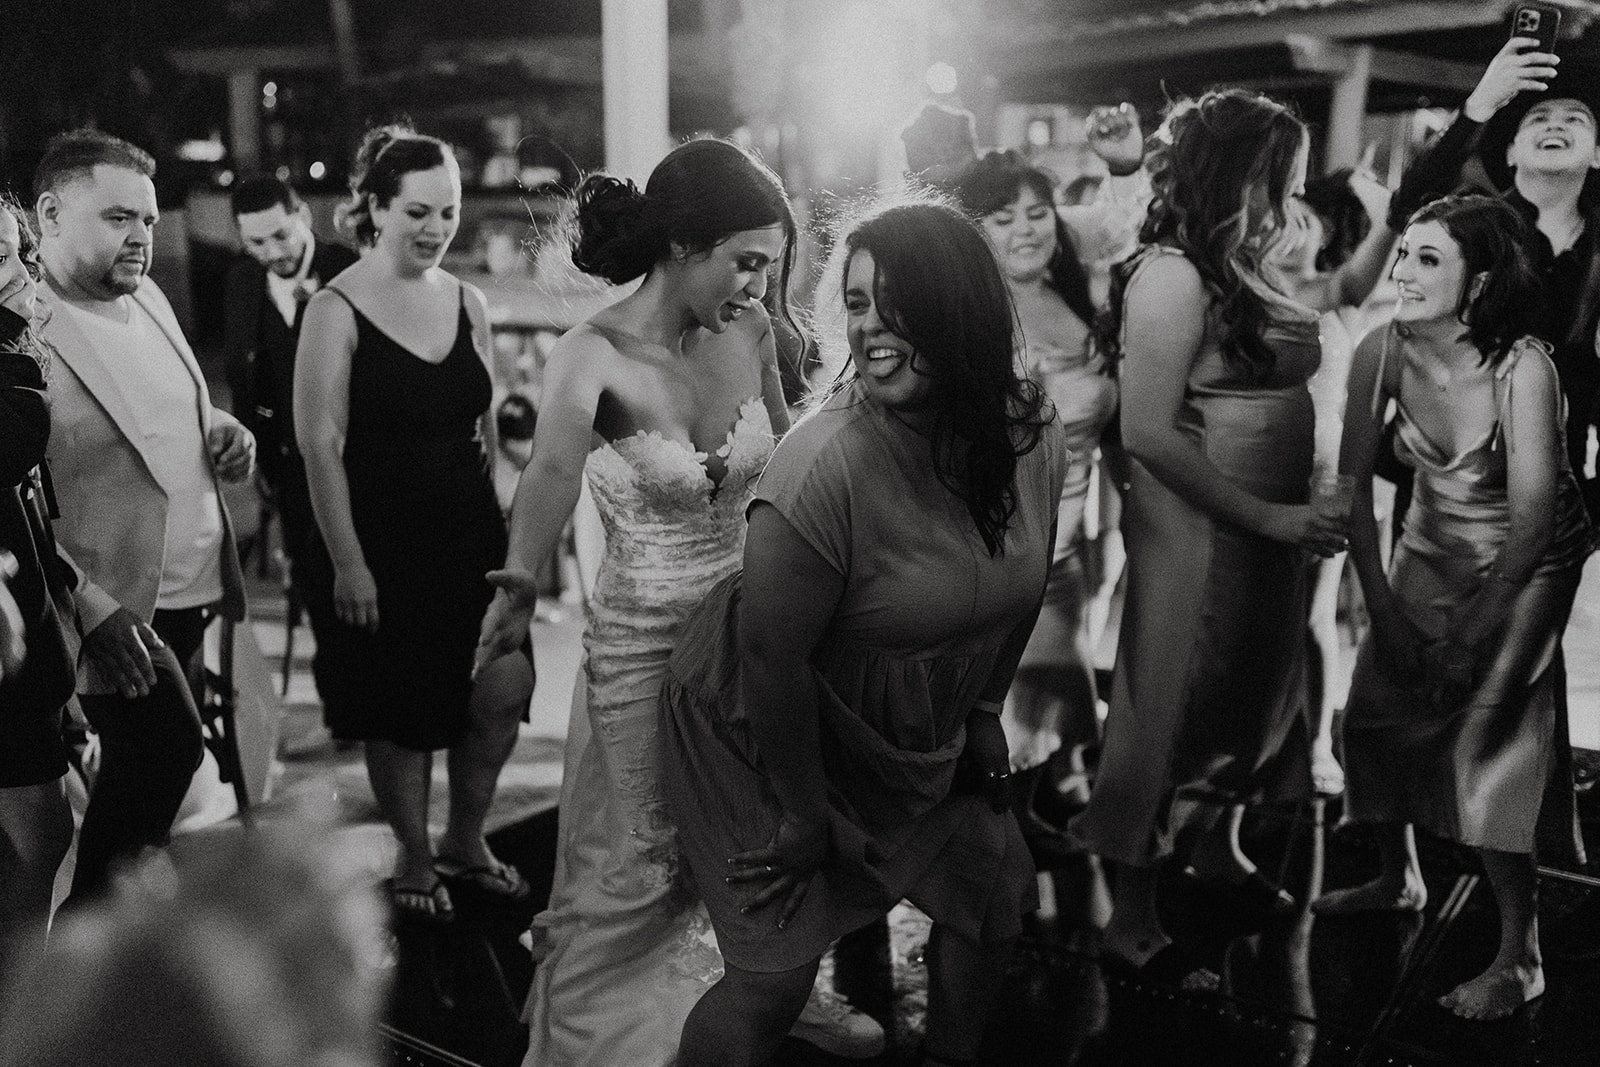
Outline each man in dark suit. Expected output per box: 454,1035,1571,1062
223,178,357,736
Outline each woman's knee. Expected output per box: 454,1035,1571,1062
723,959,820,1022
469,651,535,728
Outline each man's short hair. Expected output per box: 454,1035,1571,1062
32,128,156,202
231,176,302,220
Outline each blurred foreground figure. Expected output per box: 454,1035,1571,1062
0,826,389,1067
0,192,77,1002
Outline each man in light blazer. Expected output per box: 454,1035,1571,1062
34,129,255,906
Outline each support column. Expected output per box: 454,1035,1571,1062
227,70,261,175
1325,43,1372,172
602,0,671,184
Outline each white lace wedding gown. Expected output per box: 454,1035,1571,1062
523,398,774,1066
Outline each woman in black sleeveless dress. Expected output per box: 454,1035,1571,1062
296,125,534,923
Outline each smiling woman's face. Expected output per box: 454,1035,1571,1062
845,249,934,414
370,165,461,272
980,183,1057,284
1391,219,1469,325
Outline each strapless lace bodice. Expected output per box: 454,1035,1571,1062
583,396,775,655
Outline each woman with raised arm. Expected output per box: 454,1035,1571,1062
1315,195,1593,1021
295,125,535,925
1068,89,1348,976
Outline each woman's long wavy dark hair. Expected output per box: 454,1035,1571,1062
1403,195,1543,365
832,199,1052,557
953,150,1097,327
568,137,801,335
1098,89,1308,378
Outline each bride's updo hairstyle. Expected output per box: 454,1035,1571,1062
570,138,799,316
335,122,457,248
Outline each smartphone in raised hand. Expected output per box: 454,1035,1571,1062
1511,3,1562,54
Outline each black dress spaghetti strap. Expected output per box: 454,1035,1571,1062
314,286,507,750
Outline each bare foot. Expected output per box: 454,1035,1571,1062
1313,876,1427,915
1438,962,1543,1020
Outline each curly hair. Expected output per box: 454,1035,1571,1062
0,192,50,379
335,123,455,247
953,150,1096,328
568,137,800,335
829,199,1052,557
1402,195,1544,364
1100,89,1308,378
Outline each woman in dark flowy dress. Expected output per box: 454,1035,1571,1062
296,125,534,923
662,200,1068,1067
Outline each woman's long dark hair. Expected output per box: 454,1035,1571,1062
1098,89,1308,378
1403,195,1543,364
834,200,1052,557
953,150,1096,327
568,137,801,335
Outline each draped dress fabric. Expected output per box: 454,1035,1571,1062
318,286,505,750
1006,341,1119,767
1340,332,1594,853
660,381,1069,973
1071,245,1320,868
523,396,774,1067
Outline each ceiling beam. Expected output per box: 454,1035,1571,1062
993,0,1511,80
1286,34,1486,91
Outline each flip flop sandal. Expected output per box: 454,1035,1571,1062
386,877,456,925
434,857,533,902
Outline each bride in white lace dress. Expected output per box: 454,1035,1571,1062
475,139,797,1066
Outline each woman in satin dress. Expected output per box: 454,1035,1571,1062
1068,89,1348,974
1316,195,1592,1022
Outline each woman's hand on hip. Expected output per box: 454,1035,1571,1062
333,564,379,632
474,571,539,678
725,811,829,930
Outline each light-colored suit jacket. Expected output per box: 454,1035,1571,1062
40,276,246,694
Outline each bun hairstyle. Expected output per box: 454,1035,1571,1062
569,137,797,292
335,123,455,247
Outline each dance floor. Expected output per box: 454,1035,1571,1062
193,552,1600,1067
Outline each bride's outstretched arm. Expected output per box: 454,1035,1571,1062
475,328,607,673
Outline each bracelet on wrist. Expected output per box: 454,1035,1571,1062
970,698,1004,716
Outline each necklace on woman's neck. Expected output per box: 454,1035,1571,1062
1418,351,1484,394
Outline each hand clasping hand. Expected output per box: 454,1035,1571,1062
474,570,540,678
